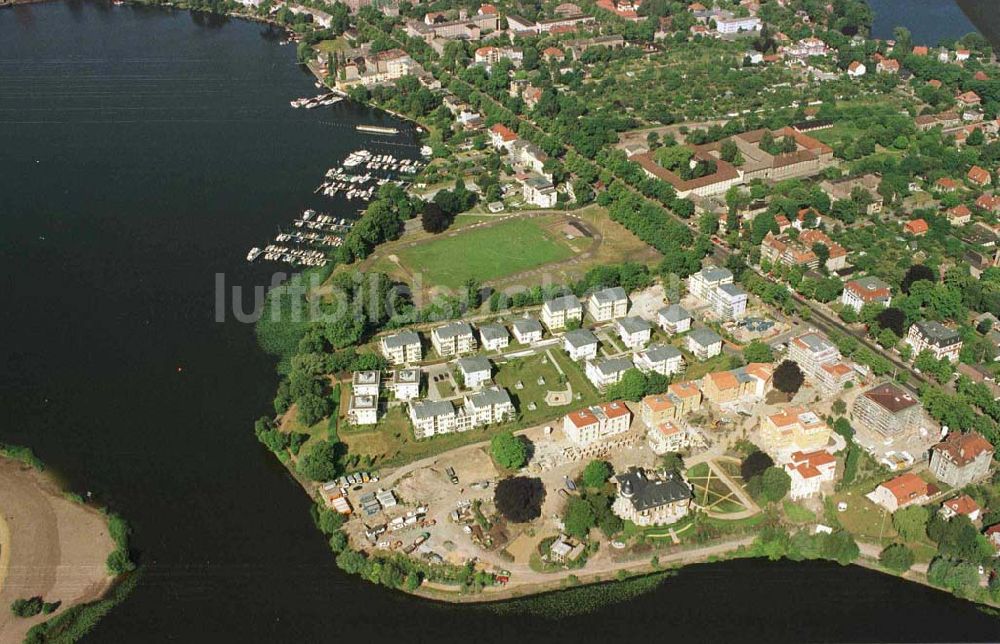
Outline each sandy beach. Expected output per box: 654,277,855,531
0,458,115,643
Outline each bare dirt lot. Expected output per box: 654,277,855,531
0,458,115,643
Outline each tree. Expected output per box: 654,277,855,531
743,340,774,363
10,597,44,618
879,543,915,573
297,392,330,426
494,476,546,523
875,307,907,337
748,466,790,503
773,360,805,395
822,530,860,565
892,505,929,542
877,328,899,350
297,440,340,481
490,431,527,469
901,264,935,294
605,368,649,402
563,497,597,540
422,201,450,233
581,460,611,488
107,549,135,575
832,399,847,416
328,530,348,553
741,450,774,481
662,452,684,472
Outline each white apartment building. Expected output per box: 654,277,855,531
541,294,583,330
633,344,685,376
456,355,492,389
511,317,544,345
905,320,963,362
587,287,629,322
687,265,733,301
687,328,723,360
431,321,477,357
657,304,692,335
348,395,378,426
380,330,422,365
478,324,510,352
564,329,599,361
585,356,634,389
615,317,652,349
385,368,420,401
562,400,632,446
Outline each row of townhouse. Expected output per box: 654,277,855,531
378,314,551,366
540,287,630,329
408,386,514,439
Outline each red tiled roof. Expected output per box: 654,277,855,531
943,494,980,517
489,123,517,142
880,473,929,504
904,218,928,235
968,166,991,185
932,431,994,467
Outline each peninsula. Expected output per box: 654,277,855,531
143,0,1000,610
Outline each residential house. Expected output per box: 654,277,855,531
640,382,703,427
587,286,629,322
380,330,422,365
352,370,381,397
877,58,900,74
787,331,855,391
409,400,458,439
647,421,690,455
716,14,762,34
868,473,931,512
564,328,599,361
616,317,652,349
759,406,832,457
701,362,773,404
957,91,982,108
633,344,685,376
456,355,492,389
658,304,692,335
709,282,748,321
940,495,982,522
348,394,379,426
519,173,558,207
462,386,514,426
929,431,994,487
585,356,634,389
688,265,733,301
904,218,929,236
541,294,583,330
785,450,837,500
687,328,723,360
488,123,518,150
562,401,632,446
431,321,477,357
847,61,866,77
968,165,992,187
852,383,923,439
947,204,972,226
820,174,883,216
841,276,893,313
385,368,420,401
511,317,543,345
612,467,692,526
905,320,963,362
478,324,509,352
798,229,848,272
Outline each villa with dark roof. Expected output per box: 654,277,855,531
612,467,692,526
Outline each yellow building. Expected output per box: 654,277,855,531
759,406,831,456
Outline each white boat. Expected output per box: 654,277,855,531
246,247,262,262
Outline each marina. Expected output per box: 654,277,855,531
246,143,426,267
290,92,344,109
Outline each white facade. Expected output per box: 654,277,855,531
587,287,629,322
511,318,543,345
562,401,632,447
708,283,748,321
457,356,492,389
585,356,633,389
633,344,685,376
348,395,378,426
564,329,599,361
687,329,723,360
658,304,692,335
615,317,652,349
541,294,583,330
687,266,733,301
647,421,689,455
431,322,477,357
380,331,422,365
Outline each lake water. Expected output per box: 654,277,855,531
1,2,999,642
867,0,990,46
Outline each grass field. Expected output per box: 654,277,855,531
394,218,575,289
